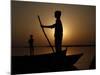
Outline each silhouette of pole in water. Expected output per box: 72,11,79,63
41,10,63,55
28,35,34,56
38,16,55,53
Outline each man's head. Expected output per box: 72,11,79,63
30,35,33,38
55,10,61,19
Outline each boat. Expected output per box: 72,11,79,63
11,50,83,74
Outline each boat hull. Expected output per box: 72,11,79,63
11,53,83,74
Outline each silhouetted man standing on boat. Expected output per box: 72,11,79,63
28,35,34,56
42,10,63,54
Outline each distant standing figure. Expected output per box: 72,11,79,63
42,10,63,54
28,35,34,56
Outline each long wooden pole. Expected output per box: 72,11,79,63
38,16,55,53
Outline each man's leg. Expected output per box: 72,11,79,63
55,34,62,53
30,47,33,56
55,39,61,54
57,35,62,54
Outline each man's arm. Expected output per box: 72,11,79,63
41,24,55,28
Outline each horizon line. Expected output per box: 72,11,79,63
12,44,95,48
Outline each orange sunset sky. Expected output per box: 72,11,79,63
12,1,95,47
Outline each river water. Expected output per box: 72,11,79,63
12,46,95,70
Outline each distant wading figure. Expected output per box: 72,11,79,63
42,10,63,55
28,35,34,56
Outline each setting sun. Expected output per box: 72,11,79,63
63,25,68,40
